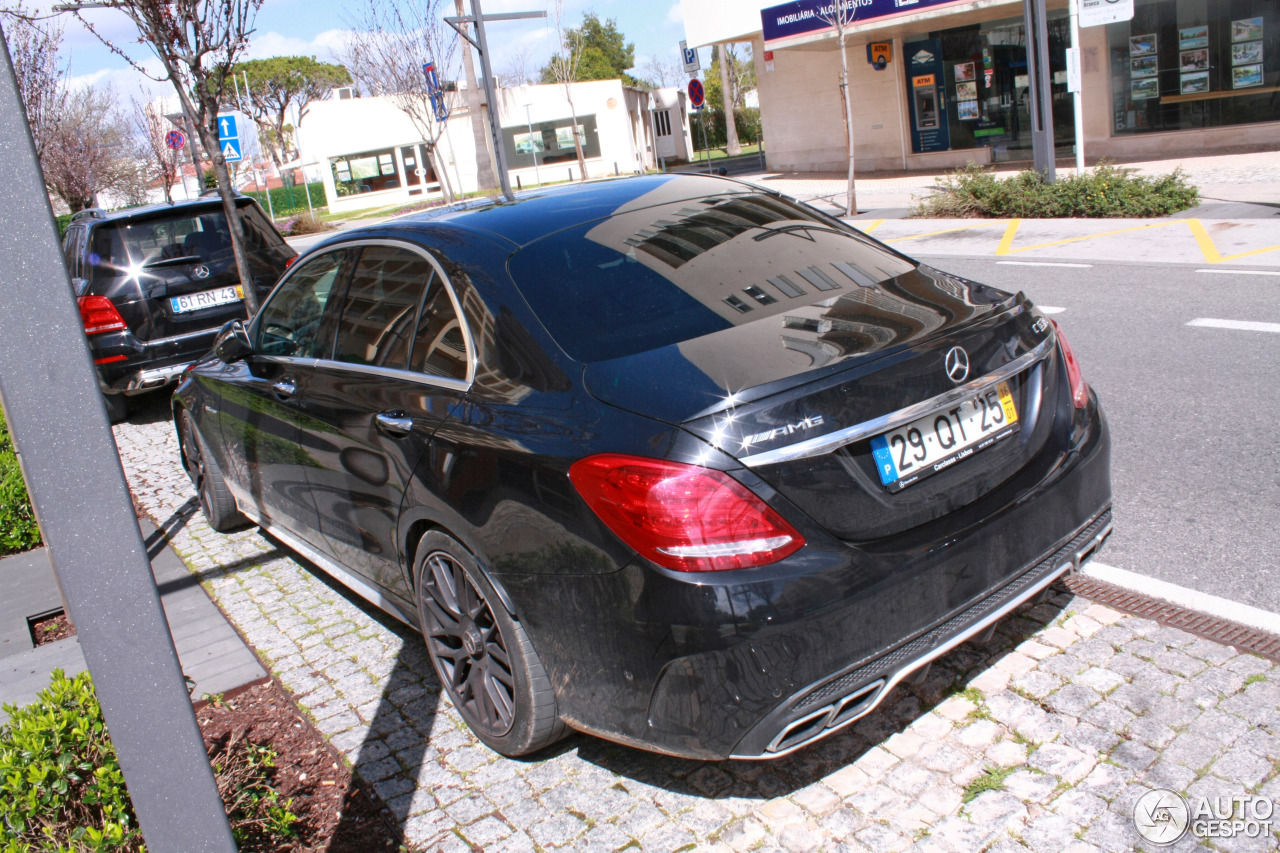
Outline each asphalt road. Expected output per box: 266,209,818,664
915,254,1280,615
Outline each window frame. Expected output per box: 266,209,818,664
251,238,476,392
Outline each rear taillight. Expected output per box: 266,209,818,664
285,256,298,269
1051,319,1089,409
78,295,127,335
568,454,804,572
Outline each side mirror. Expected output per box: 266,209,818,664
213,320,253,363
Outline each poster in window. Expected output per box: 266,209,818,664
1129,34,1157,57
1180,70,1210,95
1131,56,1158,78
1131,77,1159,100
555,125,584,150
954,62,975,82
350,156,379,179
1180,49,1208,72
955,81,977,101
1232,17,1263,43
1233,63,1264,89
1178,26,1208,51
957,100,980,121
1232,41,1263,66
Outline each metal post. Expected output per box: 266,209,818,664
240,72,274,219
1069,0,1086,176
700,109,712,174
0,25,235,852
1022,0,1056,182
292,103,315,217
471,0,511,198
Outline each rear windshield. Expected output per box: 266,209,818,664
86,202,279,284
507,191,915,362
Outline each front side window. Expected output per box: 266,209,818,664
333,246,433,368
255,250,351,358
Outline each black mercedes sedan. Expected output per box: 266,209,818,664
173,174,1111,760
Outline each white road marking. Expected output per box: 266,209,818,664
996,261,1093,268
1196,269,1280,276
1187,318,1280,334
1037,306,1066,315
1084,562,1280,636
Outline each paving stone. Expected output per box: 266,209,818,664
1210,746,1274,789
1030,742,1096,785
639,823,698,853
777,822,824,853
792,782,842,817
853,823,912,852
882,761,936,796
528,812,587,848
1016,640,1058,661
1045,684,1103,716
916,782,964,818
1001,769,1058,804
1109,739,1158,773
956,719,1002,747
1164,733,1223,772
1011,671,1062,700
720,818,768,853
1019,812,1084,853
1153,650,1208,679
919,742,978,773
824,765,872,799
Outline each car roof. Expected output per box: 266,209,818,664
377,173,770,248
81,195,248,226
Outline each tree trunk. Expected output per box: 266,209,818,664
565,91,587,180
457,0,497,192
839,34,857,217
720,47,741,157
430,141,455,204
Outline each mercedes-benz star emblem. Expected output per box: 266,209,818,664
944,346,970,384
192,264,210,280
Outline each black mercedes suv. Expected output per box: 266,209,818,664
62,195,295,421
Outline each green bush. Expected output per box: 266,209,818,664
0,408,42,555
243,181,326,220
911,161,1199,219
0,669,142,852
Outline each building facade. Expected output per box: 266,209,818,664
299,80,668,214
680,0,1280,173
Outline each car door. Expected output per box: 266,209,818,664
296,241,472,602
216,247,355,545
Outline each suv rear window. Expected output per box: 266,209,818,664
87,208,236,283
506,191,915,362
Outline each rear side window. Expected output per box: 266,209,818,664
410,280,468,381
333,246,433,369
256,250,351,358
507,191,915,362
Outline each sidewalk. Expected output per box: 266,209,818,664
110,396,1280,852
0,518,267,722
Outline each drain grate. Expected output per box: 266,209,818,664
1059,574,1280,662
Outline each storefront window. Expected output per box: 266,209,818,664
330,147,404,195
1107,0,1279,135
908,13,1074,160
501,115,601,168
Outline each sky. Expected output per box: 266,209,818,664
33,0,692,100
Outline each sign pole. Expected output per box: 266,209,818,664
1069,0,1085,176
1022,0,1056,182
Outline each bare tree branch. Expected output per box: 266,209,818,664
336,0,460,202
2,1,68,162
546,0,586,180
130,89,182,203
42,84,135,211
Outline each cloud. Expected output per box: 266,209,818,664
243,28,353,63
666,2,683,26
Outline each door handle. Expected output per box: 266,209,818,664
375,411,414,438
272,379,296,399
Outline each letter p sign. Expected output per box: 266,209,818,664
680,40,701,74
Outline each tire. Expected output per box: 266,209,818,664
103,392,128,424
413,531,567,757
178,409,247,532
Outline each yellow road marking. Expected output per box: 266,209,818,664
859,219,886,234
1186,219,1280,264
884,220,1010,243
997,220,1180,255
996,219,1021,255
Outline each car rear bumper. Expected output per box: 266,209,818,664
91,328,218,395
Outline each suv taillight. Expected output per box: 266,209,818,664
568,454,804,572
1051,319,1089,409
78,295,127,335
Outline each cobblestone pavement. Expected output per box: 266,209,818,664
116,399,1280,852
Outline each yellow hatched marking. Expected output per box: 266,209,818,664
997,381,1018,424
884,219,1011,243
995,220,1178,256
858,219,886,234
996,219,1022,255
1186,219,1280,264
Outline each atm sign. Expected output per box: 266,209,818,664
913,74,936,87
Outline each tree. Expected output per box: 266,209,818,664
542,0,587,180
498,46,535,88
64,0,270,317
714,45,739,156
336,0,460,203
817,2,858,216
41,84,135,211
638,54,682,90
706,43,754,111
539,12,637,85
234,56,351,167
454,0,495,193
1,1,67,164
129,90,183,204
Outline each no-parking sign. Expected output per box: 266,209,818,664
164,130,186,150
688,78,705,110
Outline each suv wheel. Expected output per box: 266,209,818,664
413,531,567,757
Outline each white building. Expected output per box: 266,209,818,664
299,79,680,214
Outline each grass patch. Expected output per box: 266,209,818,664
912,161,1198,219
1244,673,1267,686
962,764,1018,803
689,142,763,163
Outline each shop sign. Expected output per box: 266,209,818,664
761,0,971,48
1080,0,1133,28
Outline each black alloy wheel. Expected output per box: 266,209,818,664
420,548,516,737
413,531,566,756
178,410,245,532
